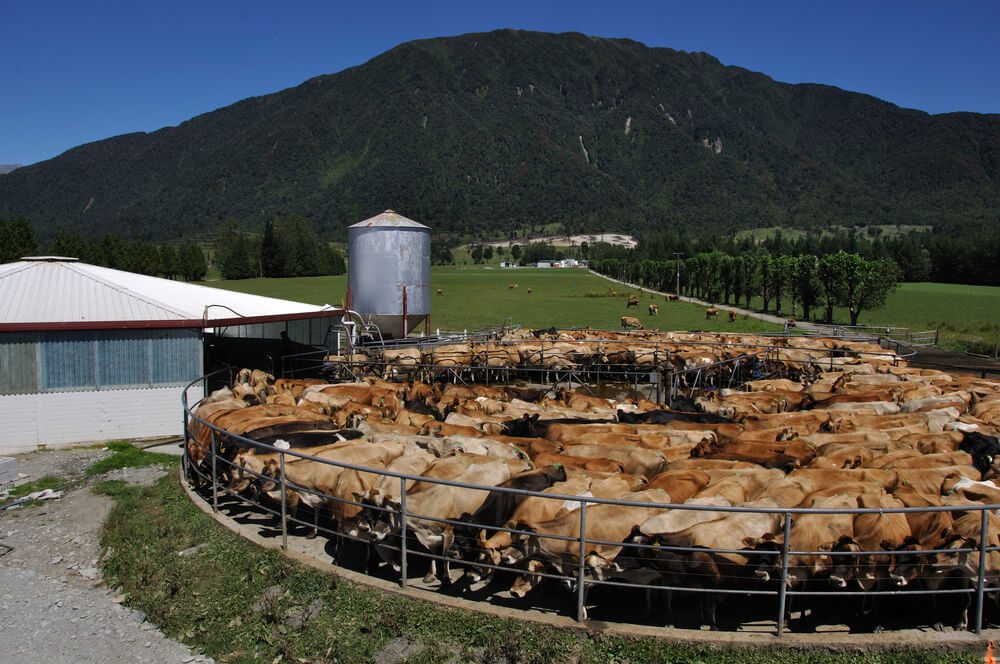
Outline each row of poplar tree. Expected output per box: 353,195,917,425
591,250,901,326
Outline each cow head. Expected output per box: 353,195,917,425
925,531,977,590
887,537,925,588
827,536,862,589
743,534,784,584
508,561,545,598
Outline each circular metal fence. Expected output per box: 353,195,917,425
181,355,999,637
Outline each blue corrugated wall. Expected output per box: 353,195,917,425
0,329,202,394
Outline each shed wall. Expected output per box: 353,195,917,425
0,385,203,454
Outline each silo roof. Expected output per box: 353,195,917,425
348,209,430,229
0,258,342,331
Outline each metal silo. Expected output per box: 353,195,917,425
347,210,431,339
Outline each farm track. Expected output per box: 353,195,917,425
587,270,817,331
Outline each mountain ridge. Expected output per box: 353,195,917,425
1,29,998,241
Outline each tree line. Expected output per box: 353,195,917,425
632,225,1000,287
592,250,901,327
0,217,207,280
217,216,346,280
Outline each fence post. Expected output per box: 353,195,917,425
776,512,792,637
576,501,588,622
400,477,408,589
935,329,939,346
210,429,218,513
976,508,988,634
279,451,288,552
181,390,189,485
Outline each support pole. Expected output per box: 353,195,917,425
976,508,988,634
279,451,288,552
210,429,218,513
400,477,409,588
777,512,792,637
576,501,588,622
402,286,408,338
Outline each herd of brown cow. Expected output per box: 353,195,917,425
323,328,897,380
185,331,1000,632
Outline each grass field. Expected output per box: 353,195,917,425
203,267,779,334
735,282,1000,354
201,270,1000,353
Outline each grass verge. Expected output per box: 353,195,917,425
85,440,170,477
98,465,981,664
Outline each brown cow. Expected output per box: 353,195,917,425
705,307,719,319
648,303,659,316
621,316,643,330
728,310,737,323
627,296,640,308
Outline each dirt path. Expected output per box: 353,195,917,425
0,448,212,664
587,270,821,331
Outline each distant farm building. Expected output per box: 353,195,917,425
0,257,342,454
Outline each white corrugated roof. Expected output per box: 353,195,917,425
0,258,340,330
348,209,430,229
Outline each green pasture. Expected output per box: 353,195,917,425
733,282,1000,353
201,270,1000,352
202,267,779,334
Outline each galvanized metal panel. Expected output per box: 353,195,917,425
0,332,39,394
151,330,202,384
0,385,204,454
98,331,152,387
41,331,96,390
348,214,430,338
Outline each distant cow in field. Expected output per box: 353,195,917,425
648,304,659,316
786,318,797,328
728,310,737,323
666,294,679,301
436,289,444,296
621,316,643,330
527,288,533,294
508,283,518,289
706,307,719,319
626,296,640,308
608,287,617,296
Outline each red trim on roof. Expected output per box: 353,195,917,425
0,309,344,332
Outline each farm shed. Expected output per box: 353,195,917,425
0,257,342,454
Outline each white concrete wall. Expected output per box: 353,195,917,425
0,385,203,455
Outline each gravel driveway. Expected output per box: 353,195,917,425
0,447,212,664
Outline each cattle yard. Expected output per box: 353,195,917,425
182,328,1000,640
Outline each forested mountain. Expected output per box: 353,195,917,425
1,29,999,242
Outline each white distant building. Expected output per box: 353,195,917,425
0,257,342,453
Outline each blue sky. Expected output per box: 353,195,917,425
2,1,998,166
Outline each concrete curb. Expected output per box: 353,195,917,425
179,468,994,652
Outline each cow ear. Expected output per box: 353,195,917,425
742,536,759,548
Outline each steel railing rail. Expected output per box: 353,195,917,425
180,351,995,635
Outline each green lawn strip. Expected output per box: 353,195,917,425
7,474,68,498
84,440,174,477
98,469,978,664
